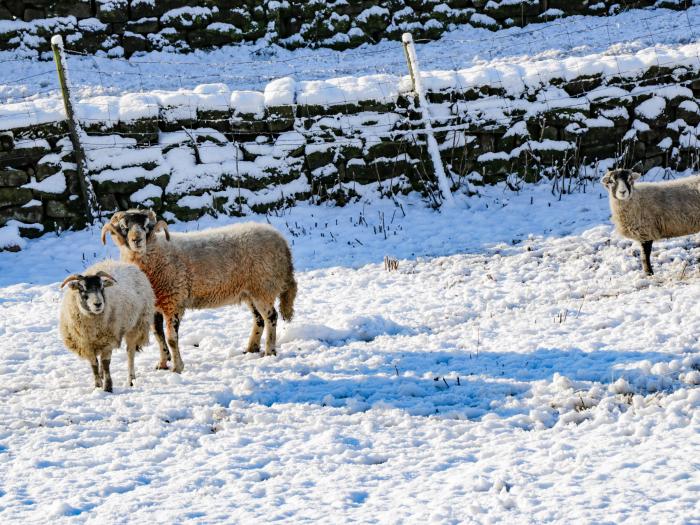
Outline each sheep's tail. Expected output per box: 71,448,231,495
279,257,297,322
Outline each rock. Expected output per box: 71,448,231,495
162,6,213,30
0,203,43,226
46,200,79,219
127,17,160,35
97,0,129,23
18,223,45,239
0,169,29,187
0,145,50,169
48,0,91,18
0,187,33,208
266,106,295,133
122,32,150,55
23,7,46,21
0,131,14,152
36,159,61,182
676,100,700,126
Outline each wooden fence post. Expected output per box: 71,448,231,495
402,33,456,207
51,34,97,224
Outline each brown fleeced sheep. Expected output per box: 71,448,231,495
101,210,297,372
59,260,155,392
602,169,700,275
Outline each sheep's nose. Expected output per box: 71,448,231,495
94,302,103,309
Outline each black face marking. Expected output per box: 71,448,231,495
120,211,155,245
606,169,634,198
75,276,105,313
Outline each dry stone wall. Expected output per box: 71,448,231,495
0,1,688,57
2,61,700,250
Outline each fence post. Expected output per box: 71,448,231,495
401,32,456,207
51,34,96,224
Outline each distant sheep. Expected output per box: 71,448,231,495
601,169,700,275
101,210,297,372
59,260,155,392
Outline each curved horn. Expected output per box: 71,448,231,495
101,222,118,245
95,271,117,282
110,210,126,225
154,220,170,241
60,274,82,289
95,271,117,286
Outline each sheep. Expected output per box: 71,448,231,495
601,168,700,275
101,209,297,372
59,260,155,392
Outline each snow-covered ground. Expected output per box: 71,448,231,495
3,6,700,103
1,182,699,522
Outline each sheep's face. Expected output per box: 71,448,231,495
119,211,153,253
105,210,170,254
601,169,641,201
62,273,116,315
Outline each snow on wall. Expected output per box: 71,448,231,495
3,42,700,247
0,1,669,57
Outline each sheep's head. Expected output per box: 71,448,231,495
61,271,116,315
101,209,170,253
601,169,641,201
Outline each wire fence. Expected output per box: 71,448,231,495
3,8,700,212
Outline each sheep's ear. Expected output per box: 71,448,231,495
101,223,121,245
60,274,83,290
95,271,117,287
601,172,613,188
630,171,642,181
154,220,170,241
146,209,157,225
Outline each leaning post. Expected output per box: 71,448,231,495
51,34,97,224
401,32,456,207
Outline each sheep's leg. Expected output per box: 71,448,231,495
245,303,264,353
90,355,102,389
126,344,137,387
641,240,654,275
100,350,113,393
263,307,278,357
153,312,170,370
165,313,185,373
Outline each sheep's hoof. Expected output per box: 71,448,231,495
103,382,113,393
264,349,277,357
155,362,169,370
172,362,184,374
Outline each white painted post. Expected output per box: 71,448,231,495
51,34,98,223
402,32,455,207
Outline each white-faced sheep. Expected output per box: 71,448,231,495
601,169,700,275
101,209,297,372
59,260,155,392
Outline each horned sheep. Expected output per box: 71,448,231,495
101,210,297,372
601,169,700,275
59,260,155,392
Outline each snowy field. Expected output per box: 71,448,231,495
2,4,700,522
1,181,699,523
3,6,700,102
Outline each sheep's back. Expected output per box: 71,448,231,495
167,223,292,309
632,177,700,239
